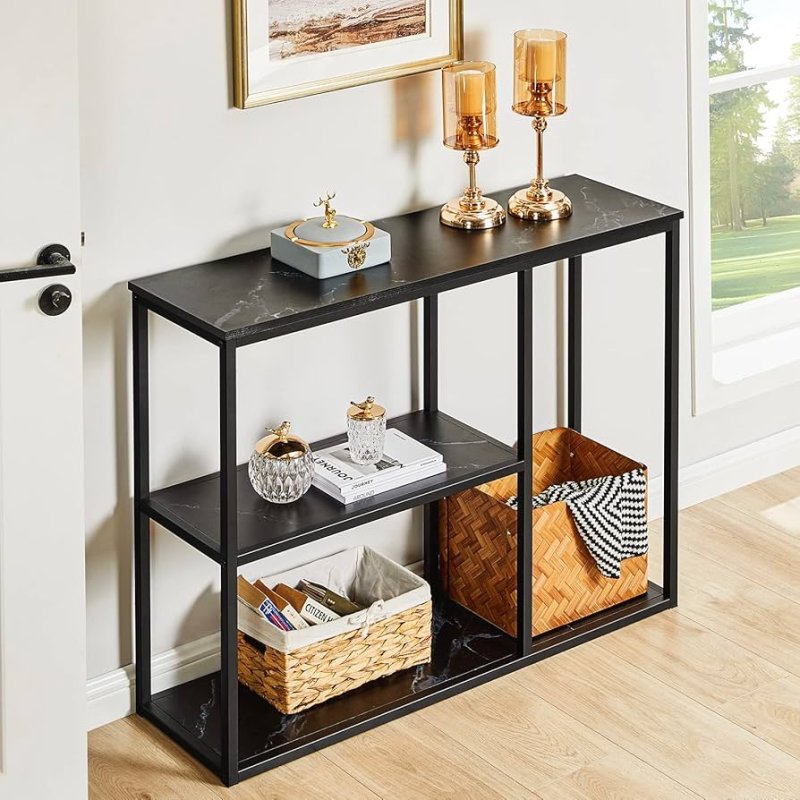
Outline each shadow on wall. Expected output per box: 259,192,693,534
84,279,223,668
83,282,135,667
393,72,435,209
174,580,220,651
463,29,486,62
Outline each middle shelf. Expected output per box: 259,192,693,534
142,410,523,565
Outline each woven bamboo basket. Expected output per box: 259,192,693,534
439,428,648,637
237,547,431,714
238,602,431,714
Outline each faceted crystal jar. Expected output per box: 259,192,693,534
248,421,314,504
347,397,386,465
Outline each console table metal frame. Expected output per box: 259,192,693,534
129,175,682,786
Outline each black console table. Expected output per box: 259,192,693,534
129,174,682,786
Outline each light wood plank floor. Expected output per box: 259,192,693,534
89,468,800,799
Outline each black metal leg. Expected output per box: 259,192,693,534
422,296,439,590
517,270,533,655
220,342,239,786
133,298,152,711
422,296,439,413
663,223,680,604
568,255,582,432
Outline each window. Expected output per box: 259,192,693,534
689,0,800,411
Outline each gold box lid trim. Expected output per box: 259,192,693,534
285,216,376,249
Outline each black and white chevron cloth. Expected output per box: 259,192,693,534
506,468,648,579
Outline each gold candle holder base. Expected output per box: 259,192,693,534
440,149,506,231
440,195,506,230
508,185,572,222
508,114,572,223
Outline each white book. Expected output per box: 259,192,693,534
312,428,443,494
314,460,446,503
314,461,447,505
319,458,447,499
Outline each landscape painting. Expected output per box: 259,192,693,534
268,0,428,60
233,0,461,108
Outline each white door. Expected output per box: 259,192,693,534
0,1,86,799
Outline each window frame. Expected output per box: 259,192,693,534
688,0,800,414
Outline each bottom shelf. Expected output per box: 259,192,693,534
531,581,668,658
145,597,517,776
143,585,670,783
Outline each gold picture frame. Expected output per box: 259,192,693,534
233,0,463,109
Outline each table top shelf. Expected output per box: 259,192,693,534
128,174,682,345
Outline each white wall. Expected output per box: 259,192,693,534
79,0,799,681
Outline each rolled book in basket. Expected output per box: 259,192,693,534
238,546,432,714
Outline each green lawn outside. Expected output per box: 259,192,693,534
711,214,800,310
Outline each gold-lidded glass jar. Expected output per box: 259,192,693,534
508,29,572,222
347,397,387,465
440,61,505,230
248,421,315,504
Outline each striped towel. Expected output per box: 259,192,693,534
506,469,648,579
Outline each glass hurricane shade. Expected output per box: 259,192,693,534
442,61,499,151
512,29,567,117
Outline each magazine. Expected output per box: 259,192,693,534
314,460,447,504
312,428,444,502
313,428,443,491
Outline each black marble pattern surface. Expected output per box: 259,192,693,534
146,411,521,562
129,174,682,344
149,598,516,766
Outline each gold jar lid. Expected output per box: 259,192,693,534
348,396,386,421
254,421,310,459
284,192,375,249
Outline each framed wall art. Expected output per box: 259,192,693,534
233,0,463,108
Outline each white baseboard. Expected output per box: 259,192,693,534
87,633,220,731
87,427,799,731
648,424,800,519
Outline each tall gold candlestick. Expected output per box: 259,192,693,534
440,61,505,230
508,29,572,222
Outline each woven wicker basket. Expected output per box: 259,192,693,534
239,602,431,714
439,428,648,637
237,547,431,714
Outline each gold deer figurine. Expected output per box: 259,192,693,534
314,192,338,229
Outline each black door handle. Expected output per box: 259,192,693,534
39,284,72,316
1,243,76,285
37,244,73,269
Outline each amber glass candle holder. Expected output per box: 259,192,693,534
440,61,505,230
508,30,572,222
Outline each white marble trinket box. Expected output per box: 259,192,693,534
270,211,391,281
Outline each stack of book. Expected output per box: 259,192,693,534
312,428,445,504
237,575,364,631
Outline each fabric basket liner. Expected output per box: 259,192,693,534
238,545,430,654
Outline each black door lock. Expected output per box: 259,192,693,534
39,284,72,316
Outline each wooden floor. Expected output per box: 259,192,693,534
89,468,800,799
